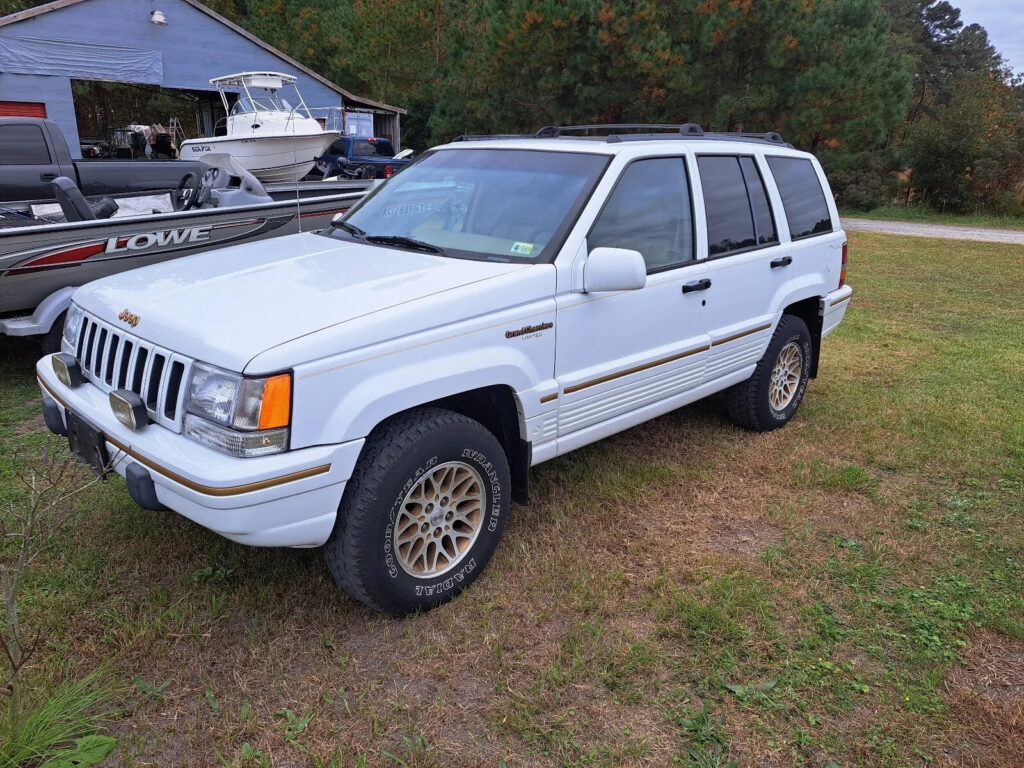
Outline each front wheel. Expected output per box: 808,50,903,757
724,314,812,432
324,407,510,614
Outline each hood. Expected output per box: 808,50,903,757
73,232,532,372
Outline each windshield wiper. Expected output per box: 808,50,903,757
365,235,445,255
334,221,366,239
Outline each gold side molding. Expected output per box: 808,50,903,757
711,323,772,348
38,376,331,497
563,344,711,395
830,295,851,307
540,393,558,404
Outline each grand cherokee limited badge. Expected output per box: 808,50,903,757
505,322,553,339
118,309,140,327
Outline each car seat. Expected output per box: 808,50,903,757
51,177,119,222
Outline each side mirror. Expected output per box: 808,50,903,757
582,247,646,293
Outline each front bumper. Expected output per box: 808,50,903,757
37,356,364,548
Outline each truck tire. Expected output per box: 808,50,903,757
324,407,510,614
39,311,67,356
724,314,812,432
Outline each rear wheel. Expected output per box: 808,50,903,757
724,314,812,432
324,407,510,614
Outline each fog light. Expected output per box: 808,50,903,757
52,353,81,388
110,390,148,430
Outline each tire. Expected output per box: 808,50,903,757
39,311,67,356
324,407,510,614
724,314,812,432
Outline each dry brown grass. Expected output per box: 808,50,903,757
2,232,1023,767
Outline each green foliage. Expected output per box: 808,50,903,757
905,74,1024,213
0,670,114,768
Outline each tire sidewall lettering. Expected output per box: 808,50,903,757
381,447,504,599
768,329,811,422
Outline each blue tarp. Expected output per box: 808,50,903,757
0,36,162,83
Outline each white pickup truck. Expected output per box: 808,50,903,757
36,124,852,614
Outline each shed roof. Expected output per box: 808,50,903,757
0,0,405,115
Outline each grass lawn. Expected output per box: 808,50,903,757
840,205,1024,231
1,232,1022,767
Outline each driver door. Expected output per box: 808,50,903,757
554,156,711,446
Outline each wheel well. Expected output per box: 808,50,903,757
783,297,823,378
424,385,531,505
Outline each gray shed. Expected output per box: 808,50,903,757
0,0,405,157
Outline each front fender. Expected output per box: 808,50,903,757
287,315,555,449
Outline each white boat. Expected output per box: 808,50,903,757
179,72,341,183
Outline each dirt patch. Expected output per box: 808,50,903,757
945,629,1024,703
14,411,46,436
707,520,781,557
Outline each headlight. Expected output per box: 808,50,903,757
183,363,292,457
63,304,83,348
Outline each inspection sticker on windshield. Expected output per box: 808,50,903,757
510,242,534,256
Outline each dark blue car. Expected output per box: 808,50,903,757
315,136,411,180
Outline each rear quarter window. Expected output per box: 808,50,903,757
766,157,833,240
0,124,51,165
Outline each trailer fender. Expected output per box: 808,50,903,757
0,286,75,337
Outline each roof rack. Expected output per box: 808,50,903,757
452,124,790,147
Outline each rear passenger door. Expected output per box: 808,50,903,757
695,154,788,381
554,156,710,443
0,123,57,202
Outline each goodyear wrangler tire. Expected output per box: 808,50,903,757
724,314,812,432
324,407,510,614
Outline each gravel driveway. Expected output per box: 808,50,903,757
841,218,1024,245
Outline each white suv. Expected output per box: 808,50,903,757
36,125,852,614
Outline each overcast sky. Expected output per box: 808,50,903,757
954,0,1024,74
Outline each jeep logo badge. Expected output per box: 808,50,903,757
118,309,140,327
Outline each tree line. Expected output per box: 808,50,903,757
8,0,1023,214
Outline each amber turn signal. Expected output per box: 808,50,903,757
258,373,291,430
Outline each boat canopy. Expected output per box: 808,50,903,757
209,72,297,90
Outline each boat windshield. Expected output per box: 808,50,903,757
230,94,296,115
328,148,609,263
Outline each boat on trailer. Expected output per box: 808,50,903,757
179,72,342,183
0,155,370,347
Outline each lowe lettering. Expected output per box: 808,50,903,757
104,226,212,254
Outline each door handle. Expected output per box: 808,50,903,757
39,172,56,182
682,278,712,293
770,256,793,268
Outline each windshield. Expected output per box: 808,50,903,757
231,94,294,115
329,148,609,262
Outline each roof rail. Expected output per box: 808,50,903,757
451,133,535,142
534,123,706,138
450,125,791,147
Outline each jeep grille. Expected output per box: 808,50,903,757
72,312,194,431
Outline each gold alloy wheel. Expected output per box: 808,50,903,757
393,461,485,578
769,341,803,411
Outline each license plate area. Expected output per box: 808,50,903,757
66,411,109,476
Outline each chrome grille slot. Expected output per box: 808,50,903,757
117,341,133,388
105,333,119,385
71,312,194,432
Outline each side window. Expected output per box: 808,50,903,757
588,157,694,272
0,125,51,165
740,157,778,246
766,156,833,239
697,156,756,255
698,155,780,255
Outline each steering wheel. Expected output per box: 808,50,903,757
194,167,221,209
172,172,200,211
